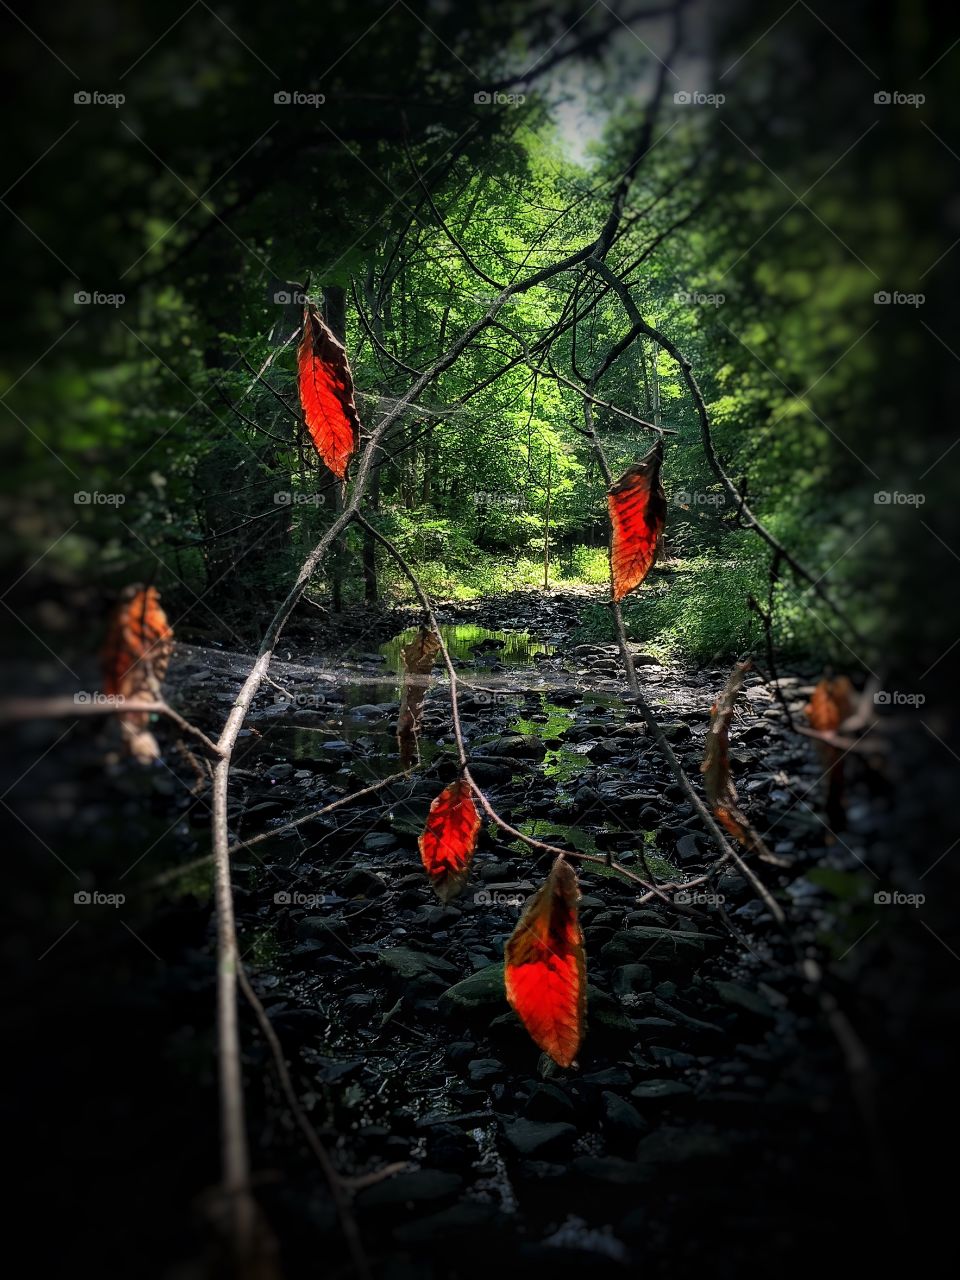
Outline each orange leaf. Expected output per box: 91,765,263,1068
101,586,174,762
701,659,751,812
397,627,441,769
805,676,855,831
102,586,174,700
700,660,784,864
608,440,667,602
418,779,480,902
297,303,360,479
805,676,854,735
505,856,586,1068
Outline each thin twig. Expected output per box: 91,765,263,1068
0,695,224,758
237,966,372,1280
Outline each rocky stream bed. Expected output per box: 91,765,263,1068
8,587,942,1278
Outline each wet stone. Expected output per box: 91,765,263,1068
630,1079,693,1102
502,1118,577,1158
356,1169,462,1210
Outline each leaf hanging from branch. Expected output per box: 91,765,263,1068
397,626,441,769
701,659,751,812
701,659,787,865
805,675,856,831
101,585,175,763
297,302,360,479
608,438,667,603
505,856,586,1068
419,778,480,902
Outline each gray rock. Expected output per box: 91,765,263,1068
587,986,635,1040
346,703,394,719
636,1126,727,1165
478,733,547,760
380,947,459,981
708,980,776,1020
438,963,506,1016
572,1156,652,1185
601,927,718,970
466,759,515,784
661,723,692,744
630,1079,693,1102
357,1169,462,1209
612,964,653,996
393,1202,501,1243
341,867,386,897
362,832,398,852
675,833,702,862
601,1092,648,1141
502,1119,577,1158
467,1057,505,1084
583,1066,632,1087
524,1082,574,1120
295,916,344,943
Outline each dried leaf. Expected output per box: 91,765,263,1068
297,303,360,479
102,586,174,698
397,627,441,769
419,779,480,902
505,856,586,1068
608,439,667,602
700,660,785,865
805,675,855,831
101,586,174,762
805,676,855,735
701,659,751,811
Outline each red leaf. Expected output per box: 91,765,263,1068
608,439,667,602
297,303,360,479
419,779,480,902
505,856,586,1068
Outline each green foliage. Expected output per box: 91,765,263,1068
559,545,609,585
2,0,925,670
